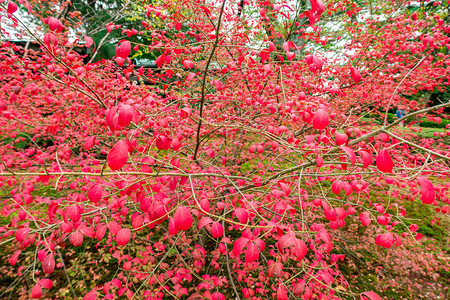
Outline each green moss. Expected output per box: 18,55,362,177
401,199,447,243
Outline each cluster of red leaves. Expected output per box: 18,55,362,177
0,0,449,299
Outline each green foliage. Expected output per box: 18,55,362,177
0,132,53,150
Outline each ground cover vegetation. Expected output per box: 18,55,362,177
0,0,449,299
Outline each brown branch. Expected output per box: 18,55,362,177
193,0,227,161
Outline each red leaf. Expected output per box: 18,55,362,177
39,279,53,289
316,155,324,167
83,291,97,300
116,40,131,58
375,232,394,248
234,208,249,223
350,67,362,83
7,1,18,14
341,146,356,166
376,149,394,173
182,60,194,69
31,283,42,299
42,253,55,274
312,109,329,130
108,221,121,234
95,223,107,241
173,206,193,231
232,237,249,256
360,211,371,226
277,285,288,300
155,135,171,150
9,250,21,266
116,228,131,246
168,218,179,235
80,226,95,238
332,180,343,195
198,217,213,229
84,36,94,48
47,17,63,32
418,177,435,204
107,140,129,170
268,41,276,52
360,151,373,168
260,50,270,63
335,132,348,145
410,224,419,232
118,104,135,127
70,231,83,247
244,242,259,263
68,205,81,222
211,222,224,238
278,231,308,261
15,227,29,242
252,176,262,186
88,185,103,204
286,51,295,61
360,291,382,300
84,136,95,150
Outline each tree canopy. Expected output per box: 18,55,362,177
0,0,449,299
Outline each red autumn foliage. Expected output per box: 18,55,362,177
0,0,449,299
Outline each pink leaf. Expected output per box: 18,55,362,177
418,177,435,204
360,211,371,226
168,218,179,235
108,221,121,234
198,217,213,229
410,224,419,232
155,135,171,150
286,51,295,61
9,250,21,266
276,285,288,300
116,228,131,246
95,223,107,241
252,175,262,187
182,60,194,69
15,227,29,242
350,67,362,83
42,253,55,274
332,180,343,195
70,231,83,247
376,149,394,173
116,40,131,58
88,185,103,204
80,226,95,238
375,232,394,248
312,109,329,130
268,41,276,52
68,205,81,222
234,208,249,223
360,151,373,168
7,1,18,14
83,291,97,300
341,146,356,166
107,140,129,170
360,291,382,300
211,222,224,238
118,104,134,127
173,206,193,231
39,279,53,289
316,155,324,167
84,36,94,48
31,283,42,299
47,17,63,32
232,237,249,256
335,132,348,145
244,242,259,262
